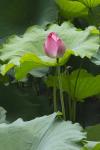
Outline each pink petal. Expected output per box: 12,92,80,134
44,35,58,58
51,32,59,42
44,32,66,58
57,39,65,57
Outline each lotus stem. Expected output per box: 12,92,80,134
57,59,66,120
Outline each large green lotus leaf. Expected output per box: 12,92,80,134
91,49,100,65
55,0,100,19
45,69,100,101
0,22,99,79
0,113,86,150
55,0,88,18
78,0,100,8
90,28,100,65
0,107,7,124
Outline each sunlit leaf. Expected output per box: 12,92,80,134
0,22,98,79
55,0,100,19
55,0,88,18
78,0,100,8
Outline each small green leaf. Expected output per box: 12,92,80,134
46,69,100,101
85,124,100,141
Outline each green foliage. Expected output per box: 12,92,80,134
55,0,100,20
29,67,49,77
78,0,100,8
90,28,100,65
83,142,100,150
32,0,58,25
91,49,100,65
85,6,100,26
46,69,100,101
84,125,100,149
0,107,7,124
0,1,99,149
0,22,99,79
55,0,88,18
93,144,100,150
0,74,9,85
0,113,86,150
0,84,50,121
85,124,100,141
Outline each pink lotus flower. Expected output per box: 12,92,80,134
44,32,65,58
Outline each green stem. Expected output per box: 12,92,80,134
72,61,83,122
53,67,58,112
57,65,66,120
72,100,76,122
53,84,57,112
68,95,72,120
66,69,72,120
73,69,81,98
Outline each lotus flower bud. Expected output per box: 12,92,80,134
44,32,65,58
